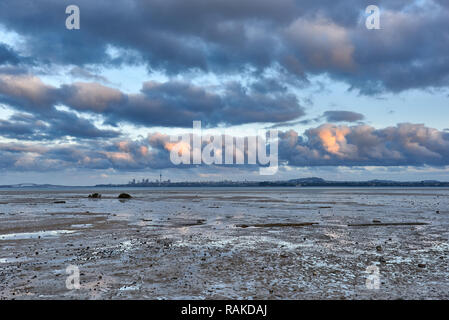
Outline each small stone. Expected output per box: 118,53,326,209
418,263,426,268
376,245,382,252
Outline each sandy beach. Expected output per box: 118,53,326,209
0,187,448,299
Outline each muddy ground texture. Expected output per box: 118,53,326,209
0,188,448,299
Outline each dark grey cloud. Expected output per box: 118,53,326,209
0,73,58,113
0,72,305,128
0,72,121,140
279,123,449,166
0,42,34,67
69,66,110,83
0,136,175,172
2,122,449,172
72,80,304,127
267,119,313,129
323,110,364,122
269,110,365,128
0,111,120,141
0,43,20,65
45,110,120,140
0,0,448,93
0,116,39,139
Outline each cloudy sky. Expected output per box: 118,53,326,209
1,0,449,185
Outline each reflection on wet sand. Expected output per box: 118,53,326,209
0,187,448,299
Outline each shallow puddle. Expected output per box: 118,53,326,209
0,230,76,240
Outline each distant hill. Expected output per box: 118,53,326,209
288,177,326,184
1,178,449,189
286,178,449,187
0,183,67,189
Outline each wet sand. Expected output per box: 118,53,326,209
0,187,448,299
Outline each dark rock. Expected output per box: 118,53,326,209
418,263,426,268
118,193,132,199
348,222,429,227
379,256,387,264
88,193,101,199
373,219,381,223
54,201,66,204
376,245,382,252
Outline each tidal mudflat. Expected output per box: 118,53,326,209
0,187,448,299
